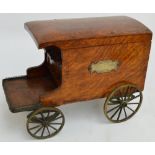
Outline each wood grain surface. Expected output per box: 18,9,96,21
25,16,152,49
40,41,151,106
3,76,56,112
3,16,152,112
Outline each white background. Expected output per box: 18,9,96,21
0,13,155,142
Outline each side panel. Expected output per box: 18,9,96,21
41,42,151,106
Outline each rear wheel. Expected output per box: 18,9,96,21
27,107,65,139
104,84,143,123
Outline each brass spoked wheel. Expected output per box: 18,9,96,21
104,84,143,123
27,107,65,139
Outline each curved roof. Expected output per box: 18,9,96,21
24,16,152,49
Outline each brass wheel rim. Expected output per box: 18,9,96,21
104,84,143,123
27,107,65,139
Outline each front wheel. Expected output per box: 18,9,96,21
26,107,65,139
104,84,143,123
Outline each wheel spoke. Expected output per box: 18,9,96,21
117,107,122,121
30,116,43,123
47,111,60,122
128,94,140,102
108,100,120,105
46,127,51,136
110,107,121,119
107,104,120,113
41,127,45,137
126,87,133,101
116,97,122,101
127,103,139,105
126,106,135,113
108,103,120,105
123,107,127,118
50,122,62,125
29,125,41,130
118,89,123,101
49,125,58,131
40,113,45,121
124,86,129,100
34,126,43,135
52,115,63,121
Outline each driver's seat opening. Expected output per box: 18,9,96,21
45,46,62,88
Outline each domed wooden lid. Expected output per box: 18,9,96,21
25,16,152,49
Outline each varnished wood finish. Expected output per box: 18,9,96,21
40,41,151,106
3,16,152,112
27,61,49,78
3,76,56,112
25,16,152,49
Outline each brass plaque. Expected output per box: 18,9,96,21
88,60,119,73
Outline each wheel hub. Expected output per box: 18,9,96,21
42,121,49,127
121,101,127,107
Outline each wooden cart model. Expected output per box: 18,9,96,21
2,16,152,139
